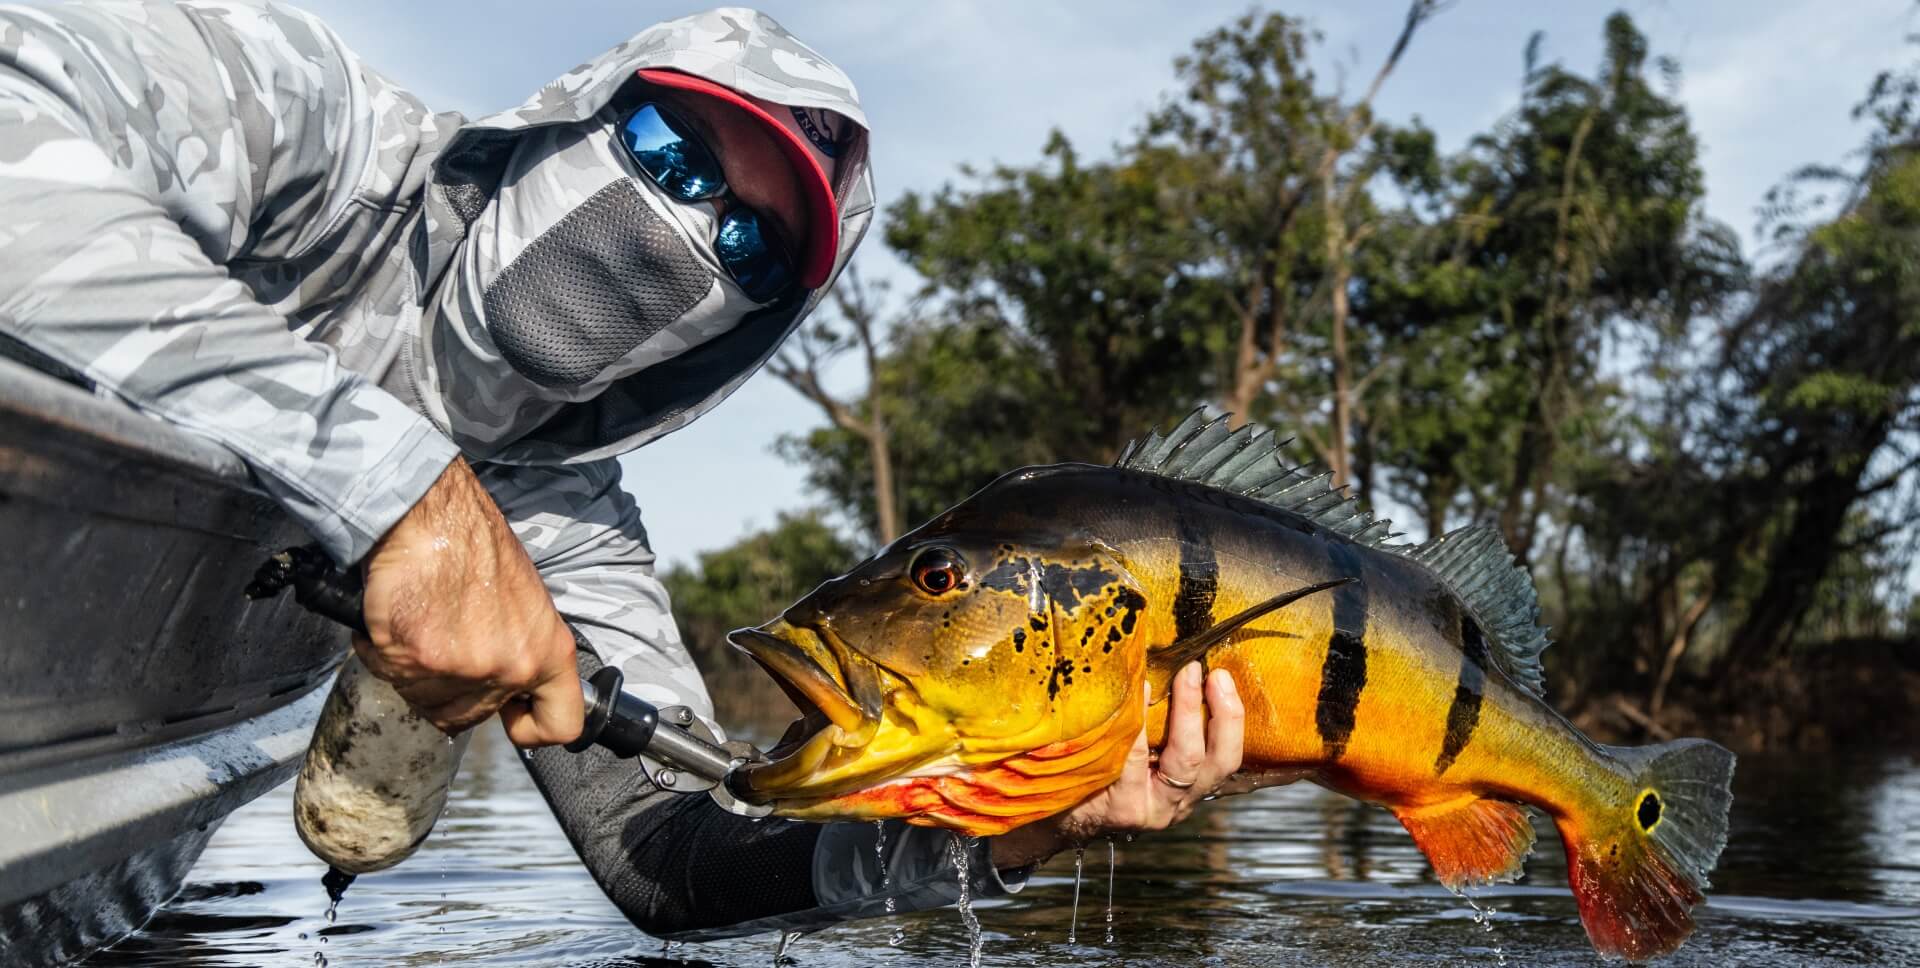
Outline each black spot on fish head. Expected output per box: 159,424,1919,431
978,556,1034,596
1038,559,1119,611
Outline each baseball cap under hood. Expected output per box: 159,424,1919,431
415,7,874,466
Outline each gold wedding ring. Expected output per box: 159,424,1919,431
1155,771,1197,790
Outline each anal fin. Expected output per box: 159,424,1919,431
1394,796,1536,890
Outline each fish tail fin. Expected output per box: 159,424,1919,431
1394,796,1536,889
1555,738,1736,962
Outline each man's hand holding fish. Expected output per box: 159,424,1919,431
991,662,1245,868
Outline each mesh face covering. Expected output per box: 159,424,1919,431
420,109,774,458
484,180,712,387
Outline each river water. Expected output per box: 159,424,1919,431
94,727,1920,966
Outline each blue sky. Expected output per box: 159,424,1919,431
302,0,1916,567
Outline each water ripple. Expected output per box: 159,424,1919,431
96,733,1920,967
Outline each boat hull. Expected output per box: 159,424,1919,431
0,358,348,965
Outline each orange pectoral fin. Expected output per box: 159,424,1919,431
1394,797,1537,890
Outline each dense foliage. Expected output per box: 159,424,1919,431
670,8,1920,748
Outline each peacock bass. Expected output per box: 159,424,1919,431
728,411,1735,961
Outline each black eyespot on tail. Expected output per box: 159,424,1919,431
1638,791,1662,831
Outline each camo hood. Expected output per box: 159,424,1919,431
415,7,874,464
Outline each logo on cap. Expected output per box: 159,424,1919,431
789,106,841,159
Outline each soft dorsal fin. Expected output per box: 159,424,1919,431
1117,408,1554,697
1401,525,1552,697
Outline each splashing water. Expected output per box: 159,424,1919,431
1067,845,1086,944
947,833,984,968
875,821,895,913
774,929,803,964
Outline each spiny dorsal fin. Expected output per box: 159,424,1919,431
1115,408,1404,547
1117,408,1554,697
1401,525,1552,698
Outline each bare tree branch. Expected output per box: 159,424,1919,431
766,265,902,542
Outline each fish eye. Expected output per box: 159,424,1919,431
909,546,966,596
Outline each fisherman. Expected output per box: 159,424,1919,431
0,0,1245,940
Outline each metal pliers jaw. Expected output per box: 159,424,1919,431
569,665,771,817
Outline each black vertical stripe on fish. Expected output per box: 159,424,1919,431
1172,510,1219,642
1434,614,1489,776
1314,541,1370,760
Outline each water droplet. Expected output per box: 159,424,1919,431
1067,845,1085,944
318,866,351,930
1104,837,1117,944
1456,885,1508,966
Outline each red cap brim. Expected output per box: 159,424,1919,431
634,68,839,289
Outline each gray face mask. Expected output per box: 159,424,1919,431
419,111,775,456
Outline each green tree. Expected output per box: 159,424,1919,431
1704,72,1920,670
1142,4,1446,487
1431,13,1741,563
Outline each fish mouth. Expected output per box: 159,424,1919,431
726,620,951,804
728,625,872,734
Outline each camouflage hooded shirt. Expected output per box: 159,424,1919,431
0,1,875,719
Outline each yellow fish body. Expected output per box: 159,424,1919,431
730,411,1734,961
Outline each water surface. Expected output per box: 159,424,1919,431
96,730,1920,966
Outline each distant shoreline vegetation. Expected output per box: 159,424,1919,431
670,7,1920,753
